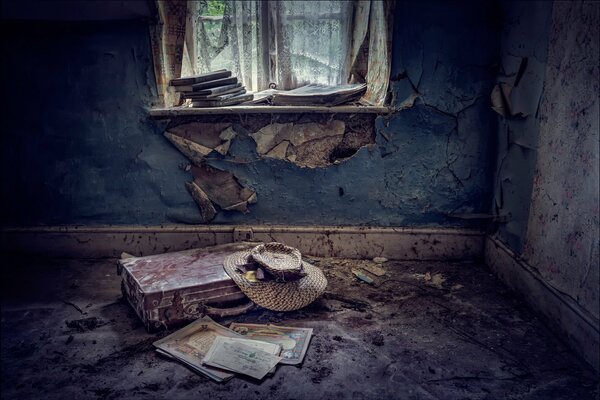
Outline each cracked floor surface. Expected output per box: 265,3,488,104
1,256,597,400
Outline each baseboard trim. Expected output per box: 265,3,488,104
0,225,484,260
485,236,600,372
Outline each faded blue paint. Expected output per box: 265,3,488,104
1,1,500,227
1,21,198,226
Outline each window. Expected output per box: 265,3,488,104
152,0,393,107
182,1,352,92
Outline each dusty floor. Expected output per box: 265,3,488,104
1,255,597,400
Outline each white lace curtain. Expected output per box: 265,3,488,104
178,0,393,105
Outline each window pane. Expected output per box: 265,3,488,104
192,0,261,91
189,1,350,90
282,1,350,86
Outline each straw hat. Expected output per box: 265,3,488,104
223,242,327,311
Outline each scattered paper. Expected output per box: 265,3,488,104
153,316,242,382
229,323,313,365
204,336,281,360
203,337,282,380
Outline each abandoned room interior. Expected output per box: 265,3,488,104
0,0,598,399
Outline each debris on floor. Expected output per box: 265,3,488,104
351,269,374,284
423,271,447,289
65,316,108,333
372,257,388,264
2,255,598,399
361,263,386,277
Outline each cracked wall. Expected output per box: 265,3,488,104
165,1,499,226
1,2,499,228
492,1,599,321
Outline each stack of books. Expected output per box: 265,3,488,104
170,69,253,107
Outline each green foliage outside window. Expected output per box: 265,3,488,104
205,0,225,16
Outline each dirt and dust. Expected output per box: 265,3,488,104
1,256,597,400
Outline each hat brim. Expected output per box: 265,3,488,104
224,251,328,312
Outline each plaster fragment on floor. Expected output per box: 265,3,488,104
362,264,386,277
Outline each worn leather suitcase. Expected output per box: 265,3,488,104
118,242,256,331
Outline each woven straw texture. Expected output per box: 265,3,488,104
224,251,327,311
250,242,305,281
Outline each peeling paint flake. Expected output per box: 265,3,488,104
164,123,237,163
250,120,346,168
185,181,217,222
191,164,256,213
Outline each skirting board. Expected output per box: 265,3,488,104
485,236,600,372
0,225,484,261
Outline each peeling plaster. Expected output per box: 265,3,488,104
1,2,499,229
250,120,346,168
491,0,553,253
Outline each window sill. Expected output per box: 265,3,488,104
148,105,391,118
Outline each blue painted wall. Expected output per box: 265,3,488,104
1,21,198,225
1,1,500,227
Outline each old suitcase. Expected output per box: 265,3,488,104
118,242,256,332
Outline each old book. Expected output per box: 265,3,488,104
153,316,243,382
191,93,253,108
118,242,256,331
170,69,231,86
173,85,195,92
191,77,238,91
184,83,243,97
271,83,367,106
186,90,247,103
244,88,280,104
229,323,313,365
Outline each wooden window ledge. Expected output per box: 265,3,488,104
148,105,391,118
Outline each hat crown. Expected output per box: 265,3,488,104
223,242,328,312
250,242,306,281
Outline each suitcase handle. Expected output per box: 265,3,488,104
204,300,256,318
